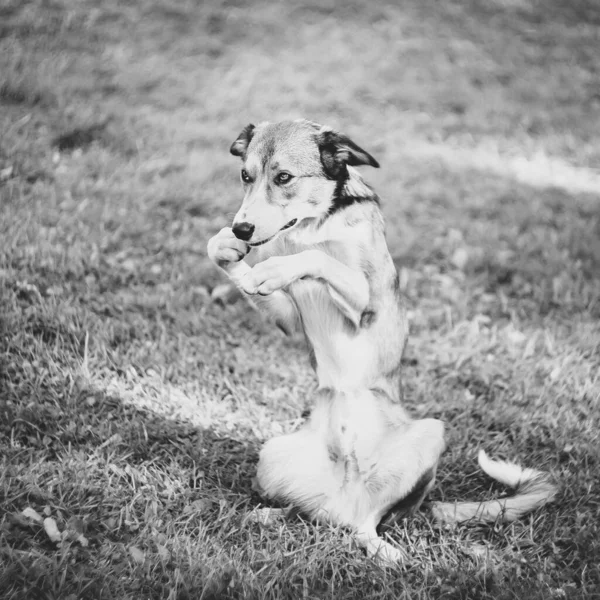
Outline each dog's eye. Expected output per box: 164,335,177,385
241,169,252,183
275,172,293,185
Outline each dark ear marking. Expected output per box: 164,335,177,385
317,129,379,178
230,123,256,157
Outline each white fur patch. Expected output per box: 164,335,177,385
477,449,541,488
344,166,373,198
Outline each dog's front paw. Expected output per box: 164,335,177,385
207,227,249,268
240,256,302,295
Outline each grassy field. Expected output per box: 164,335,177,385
1,0,599,598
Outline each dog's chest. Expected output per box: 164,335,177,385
288,279,376,389
289,278,341,333
258,229,379,389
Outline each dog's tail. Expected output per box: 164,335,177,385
431,450,558,524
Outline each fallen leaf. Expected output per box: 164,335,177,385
451,247,469,270
129,546,145,564
45,285,63,296
0,165,13,181
506,328,526,346
121,258,137,272
156,544,170,561
43,517,62,543
21,507,43,523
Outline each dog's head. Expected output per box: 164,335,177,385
229,119,379,247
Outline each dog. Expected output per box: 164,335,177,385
207,119,557,565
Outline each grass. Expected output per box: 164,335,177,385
1,0,599,598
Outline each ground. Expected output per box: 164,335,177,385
1,0,599,599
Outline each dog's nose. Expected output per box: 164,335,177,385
232,222,255,241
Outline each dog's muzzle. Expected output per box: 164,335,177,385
248,218,298,247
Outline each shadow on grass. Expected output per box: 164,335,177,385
0,357,265,599
1,341,594,600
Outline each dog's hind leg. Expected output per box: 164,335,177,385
255,428,337,516
365,418,445,506
378,465,437,530
354,418,446,566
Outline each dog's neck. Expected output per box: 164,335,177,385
330,166,378,214
343,166,375,199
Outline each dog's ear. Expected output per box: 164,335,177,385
230,124,256,157
317,129,380,178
